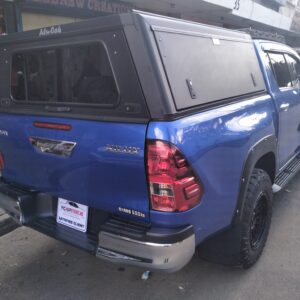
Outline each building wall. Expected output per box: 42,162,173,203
291,4,300,31
2,0,300,46
13,0,300,34
232,0,292,30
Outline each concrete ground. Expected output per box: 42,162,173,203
0,208,18,237
1,173,300,300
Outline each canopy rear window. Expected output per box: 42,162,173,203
11,43,119,107
154,30,266,110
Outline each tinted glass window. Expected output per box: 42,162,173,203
263,51,272,71
285,54,300,88
11,44,119,106
268,52,292,88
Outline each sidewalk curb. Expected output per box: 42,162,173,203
0,209,19,236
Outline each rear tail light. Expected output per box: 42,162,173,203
146,140,203,212
0,152,4,177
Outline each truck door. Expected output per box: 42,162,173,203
266,51,300,168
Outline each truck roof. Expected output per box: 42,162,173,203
0,10,252,45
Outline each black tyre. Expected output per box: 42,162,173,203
239,168,273,268
198,168,273,268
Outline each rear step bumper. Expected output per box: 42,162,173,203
0,181,195,272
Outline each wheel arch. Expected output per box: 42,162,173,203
232,135,277,225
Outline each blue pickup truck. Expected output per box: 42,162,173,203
0,11,300,272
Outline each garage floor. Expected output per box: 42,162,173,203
1,173,300,300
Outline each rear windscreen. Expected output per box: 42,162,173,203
11,43,119,107
154,30,266,110
4,30,149,122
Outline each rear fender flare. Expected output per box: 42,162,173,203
232,135,277,225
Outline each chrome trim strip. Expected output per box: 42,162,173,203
97,230,195,272
99,231,173,247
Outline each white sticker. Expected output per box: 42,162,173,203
56,198,88,233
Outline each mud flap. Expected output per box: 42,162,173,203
198,225,243,266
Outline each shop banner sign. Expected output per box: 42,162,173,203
22,0,134,17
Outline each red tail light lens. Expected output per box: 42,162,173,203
0,152,4,175
146,140,203,212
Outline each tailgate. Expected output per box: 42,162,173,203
0,22,152,223
0,114,150,222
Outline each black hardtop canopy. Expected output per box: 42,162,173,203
0,10,252,46
0,11,263,121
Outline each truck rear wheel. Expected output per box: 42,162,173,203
198,168,273,268
239,168,273,268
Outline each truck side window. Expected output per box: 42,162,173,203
285,54,300,89
11,54,26,100
268,52,292,89
11,43,119,107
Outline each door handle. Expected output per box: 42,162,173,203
280,103,290,111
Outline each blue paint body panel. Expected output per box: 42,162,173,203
0,114,150,222
147,94,276,244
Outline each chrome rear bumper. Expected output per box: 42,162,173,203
97,225,195,272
